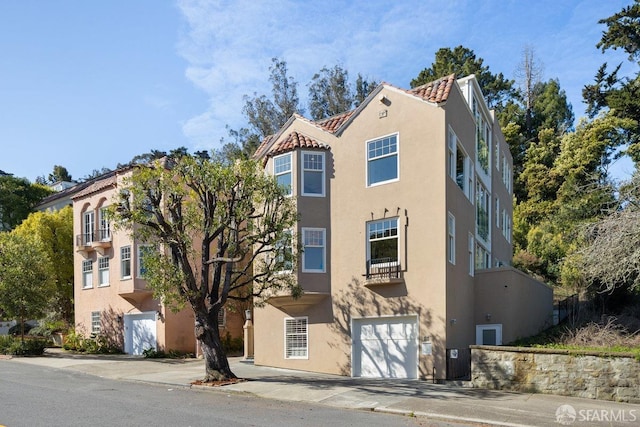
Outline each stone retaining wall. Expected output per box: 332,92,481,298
471,345,640,403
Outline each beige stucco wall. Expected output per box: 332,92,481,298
474,267,554,344
254,77,549,381
73,172,198,354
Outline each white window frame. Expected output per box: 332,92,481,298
91,311,101,334
284,317,308,359
302,228,326,273
476,180,490,243
83,210,95,244
98,256,109,287
468,233,475,277
98,207,110,241
475,242,490,270
476,324,502,345
366,133,399,187
137,245,155,278
273,229,294,273
82,259,93,289
120,246,132,279
274,153,292,196
495,198,500,228
447,212,455,265
217,308,226,328
367,217,399,266
301,151,325,197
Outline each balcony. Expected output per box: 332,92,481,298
91,228,112,254
364,257,403,286
118,279,153,304
267,291,329,314
75,232,95,255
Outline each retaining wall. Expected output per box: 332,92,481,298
471,345,640,403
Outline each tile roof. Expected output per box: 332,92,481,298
316,110,355,133
408,73,455,103
253,134,276,159
72,173,118,200
266,131,330,157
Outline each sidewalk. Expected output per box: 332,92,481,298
7,349,640,427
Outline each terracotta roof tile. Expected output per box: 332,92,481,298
72,174,117,200
316,110,354,133
408,73,455,103
266,131,330,157
253,134,276,159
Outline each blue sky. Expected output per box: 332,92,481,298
0,0,633,183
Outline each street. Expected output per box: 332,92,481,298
0,361,456,427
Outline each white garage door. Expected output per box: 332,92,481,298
124,312,157,355
352,316,418,379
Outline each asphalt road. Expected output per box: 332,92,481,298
0,361,463,427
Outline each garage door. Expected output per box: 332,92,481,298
124,312,157,355
352,316,418,379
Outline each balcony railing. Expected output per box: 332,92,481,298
76,232,95,247
365,257,401,281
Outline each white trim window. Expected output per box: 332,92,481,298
448,129,472,200
82,259,93,289
502,210,512,243
495,198,500,228
120,246,132,279
274,229,293,272
302,228,325,273
447,213,455,265
137,245,155,278
284,317,308,359
367,218,399,266
274,153,292,196
468,233,475,277
98,256,109,287
476,324,502,345
83,211,95,245
367,133,399,186
98,207,110,241
91,311,101,334
475,242,490,270
217,308,226,328
476,181,490,242
302,151,325,196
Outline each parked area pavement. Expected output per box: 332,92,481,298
6,349,640,427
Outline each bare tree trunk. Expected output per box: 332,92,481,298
195,318,236,381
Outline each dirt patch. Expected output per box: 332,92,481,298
191,378,247,387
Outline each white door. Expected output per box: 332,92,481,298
352,316,418,379
124,312,157,355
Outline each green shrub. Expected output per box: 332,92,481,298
62,330,121,354
0,336,48,355
221,332,243,355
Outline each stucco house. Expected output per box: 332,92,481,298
252,74,553,380
72,168,244,355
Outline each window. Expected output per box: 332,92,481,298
475,243,490,270
501,154,512,193
82,260,93,289
284,317,308,359
476,324,502,345
367,134,398,186
98,257,109,286
83,211,95,245
302,228,325,273
121,246,131,279
137,245,155,278
98,207,110,241
91,311,101,334
302,152,325,196
447,213,455,265
495,198,500,228
448,129,471,198
476,181,490,242
502,210,512,243
473,97,490,174
367,218,398,265
274,230,293,272
468,233,475,277
274,153,292,196
217,308,226,327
